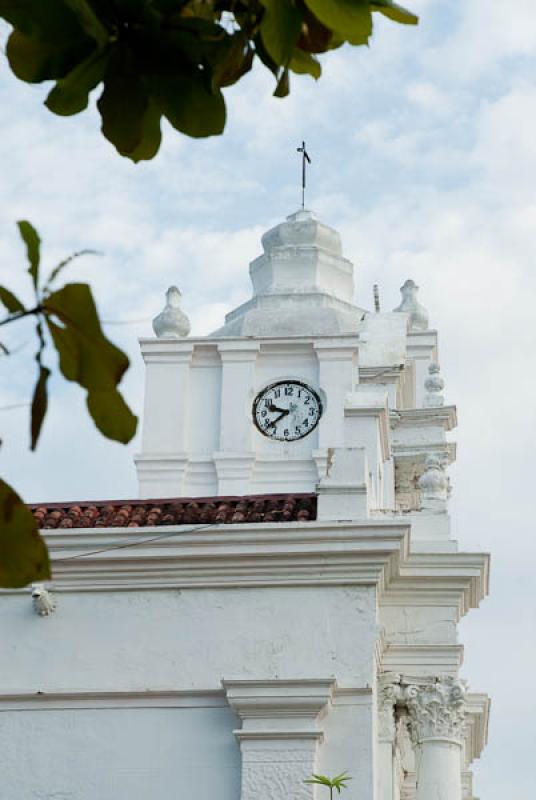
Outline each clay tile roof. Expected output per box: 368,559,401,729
28,494,317,530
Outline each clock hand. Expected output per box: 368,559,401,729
268,409,290,427
268,403,287,414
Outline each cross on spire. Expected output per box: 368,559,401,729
296,141,311,209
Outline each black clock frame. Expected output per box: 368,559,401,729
252,379,323,441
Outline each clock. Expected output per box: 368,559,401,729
252,380,323,441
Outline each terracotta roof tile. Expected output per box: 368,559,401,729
29,494,317,530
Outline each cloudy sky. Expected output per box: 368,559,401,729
1,1,536,796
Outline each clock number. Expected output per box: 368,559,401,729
284,386,294,396
295,426,301,435
274,389,280,398
304,397,310,405
261,410,267,418
283,429,290,438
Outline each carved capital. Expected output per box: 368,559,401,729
378,679,402,740
403,677,466,745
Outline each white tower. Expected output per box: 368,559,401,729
133,209,490,799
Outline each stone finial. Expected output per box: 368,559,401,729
418,454,448,509
393,279,428,331
152,286,191,338
31,584,56,616
423,362,445,407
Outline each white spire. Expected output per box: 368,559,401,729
211,209,366,337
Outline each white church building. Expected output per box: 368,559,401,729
1,209,489,800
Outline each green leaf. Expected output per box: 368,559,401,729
43,283,137,444
303,0,372,45
128,101,163,163
17,220,40,291
211,33,254,89
0,286,25,314
260,0,302,67
371,0,418,24
44,283,129,390
6,27,95,83
86,388,138,444
274,67,290,98
46,48,110,116
0,478,50,588
30,365,51,450
63,0,110,45
155,75,226,138
289,49,321,79
254,33,279,77
97,51,149,156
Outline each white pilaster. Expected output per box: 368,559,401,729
314,340,359,449
136,341,194,496
317,448,370,520
404,678,465,800
377,680,402,800
223,679,335,800
216,341,259,494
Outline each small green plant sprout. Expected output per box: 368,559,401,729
304,772,352,799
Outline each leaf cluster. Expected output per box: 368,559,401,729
304,772,352,795
0,0,417,161
0,221,137,588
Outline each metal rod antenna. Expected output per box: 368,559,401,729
373,284,381,312
296,141,311,209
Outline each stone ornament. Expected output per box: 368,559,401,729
152,286,191,338
418,454,448,501
404,677,466,745
31,584,56,616
378,680,402,740
423,362,445,407
393,279,429,331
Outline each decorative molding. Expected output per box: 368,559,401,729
404,677,466,745
0,689,227,711
390,406,457,433
381,644,464,676
464,693,490,765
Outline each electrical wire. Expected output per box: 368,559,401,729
53,522,219,563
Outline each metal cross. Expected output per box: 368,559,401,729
296,141,311,209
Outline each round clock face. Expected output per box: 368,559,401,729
253,380,323,441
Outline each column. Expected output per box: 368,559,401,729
223,679,335,800
404,678,465,800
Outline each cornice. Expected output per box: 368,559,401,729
464,692,490,764
5,521,410,594
382,551,490,619
2,522,488,622
390,406,457,432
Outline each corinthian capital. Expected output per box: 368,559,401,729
403,677,466,745
378,678,402,740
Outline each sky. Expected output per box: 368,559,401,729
1,1,536,796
